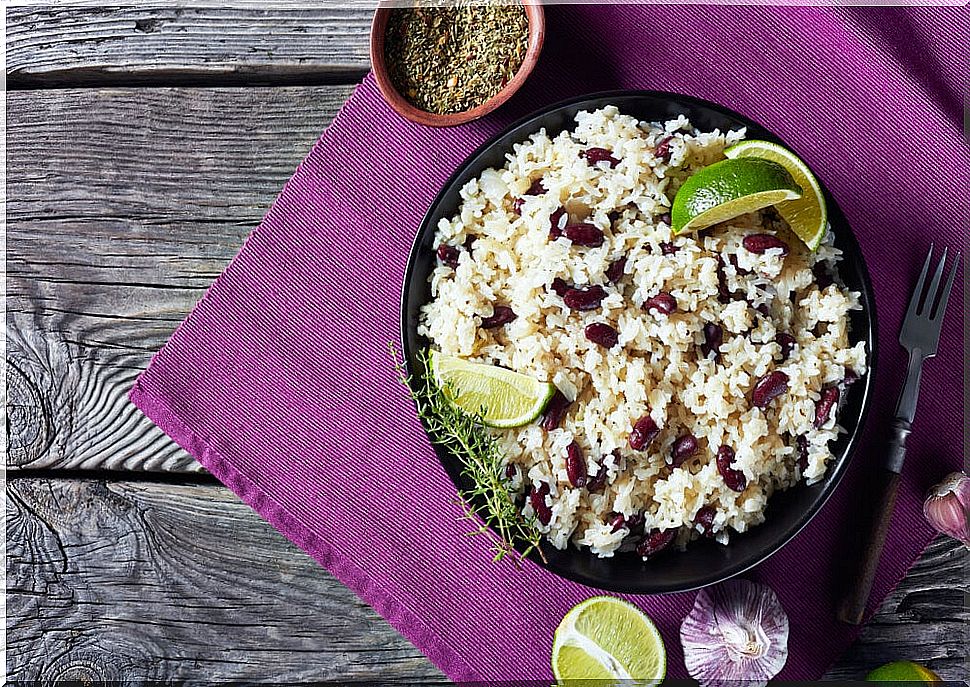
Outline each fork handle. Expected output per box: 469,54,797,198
837,466,902,625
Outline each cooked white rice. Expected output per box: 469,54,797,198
418,106,867,558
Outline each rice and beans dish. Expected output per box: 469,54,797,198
418,106,866,559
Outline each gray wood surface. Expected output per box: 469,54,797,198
6,478,968,682
6,6,371,88
5,6,967,685
7,85,351,473
5,478,447,684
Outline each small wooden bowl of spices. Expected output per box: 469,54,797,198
370,1,545,127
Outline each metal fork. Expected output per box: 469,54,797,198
838,244,961,625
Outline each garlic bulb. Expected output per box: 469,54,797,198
680,579,789,687
924,472,970,547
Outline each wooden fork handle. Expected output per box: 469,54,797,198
837,468,902,625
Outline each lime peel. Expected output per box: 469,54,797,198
671,157,802,235
724,140,828,250
430,350,555,428
552,596,666,686
866,660,942,683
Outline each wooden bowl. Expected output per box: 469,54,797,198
369,2,545,128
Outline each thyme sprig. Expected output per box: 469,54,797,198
392,344,546,566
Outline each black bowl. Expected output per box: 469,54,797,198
401,90,877,594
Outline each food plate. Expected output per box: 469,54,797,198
401,90,877,593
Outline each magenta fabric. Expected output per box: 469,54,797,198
130,5,968,682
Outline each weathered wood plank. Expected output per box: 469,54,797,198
6,478,967,682
824,536,969,681
7,86,352,472
6,6,372,88
4,478,447,683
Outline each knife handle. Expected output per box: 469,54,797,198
837,468,901,625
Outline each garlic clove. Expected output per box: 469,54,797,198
680,579,789,687
923,471,970,548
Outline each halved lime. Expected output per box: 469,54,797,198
551,596,666,686
430,350,555,428
725,140,828,250
867,661,942,683
671,157,802,235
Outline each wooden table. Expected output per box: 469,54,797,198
6,6,967,683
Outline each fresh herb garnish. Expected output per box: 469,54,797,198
392,345,546,565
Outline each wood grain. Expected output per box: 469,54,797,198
6,9,966,680
5,478,447,683
6,478,967,682
6,86,352,472
6,6,371,88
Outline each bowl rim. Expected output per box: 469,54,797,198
400,88,878,593
369,1,546,128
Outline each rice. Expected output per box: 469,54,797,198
418,106,867,558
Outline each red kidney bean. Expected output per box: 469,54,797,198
566,440,587,488
585,322,619,349
716,445,747,492
587,459,608,492
606,256,627,284
608,513,626,533
540,389,571,431
549,207,567,239
701,322,723,361
626,512,645,534
795,434,809,472
637,528,676,558
526,178,546,195
752,301,771,317
581,147,620,168
564,285,607,311
659,212,672,226
813,386,840,428
659,241,679,256
751,370,789,409
480,305,517,330
436,244,459,268
843,368,860,386
743,233,790,256
775,332,796,360
564,223,605,247
654,136,673,160
716,257,731,304
813,263,835,289
671,433,698,467
694,505,716,537
644,291,677,316
629,414,660,450
512,197,526,215
550,277,571,297
504,463,518,481
529,482,552,524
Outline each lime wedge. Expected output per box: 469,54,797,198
430,350,555,428
552,596,666,686
725,140,828,250
671,157,802,235
867,661,942,684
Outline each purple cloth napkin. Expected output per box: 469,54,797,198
131,6,967,681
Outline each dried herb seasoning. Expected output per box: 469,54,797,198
384,2,529,115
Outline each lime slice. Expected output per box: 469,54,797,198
671,157,802,235
551,596,666,686
725,140,828,250
430,350,555,428
867,661,942,683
